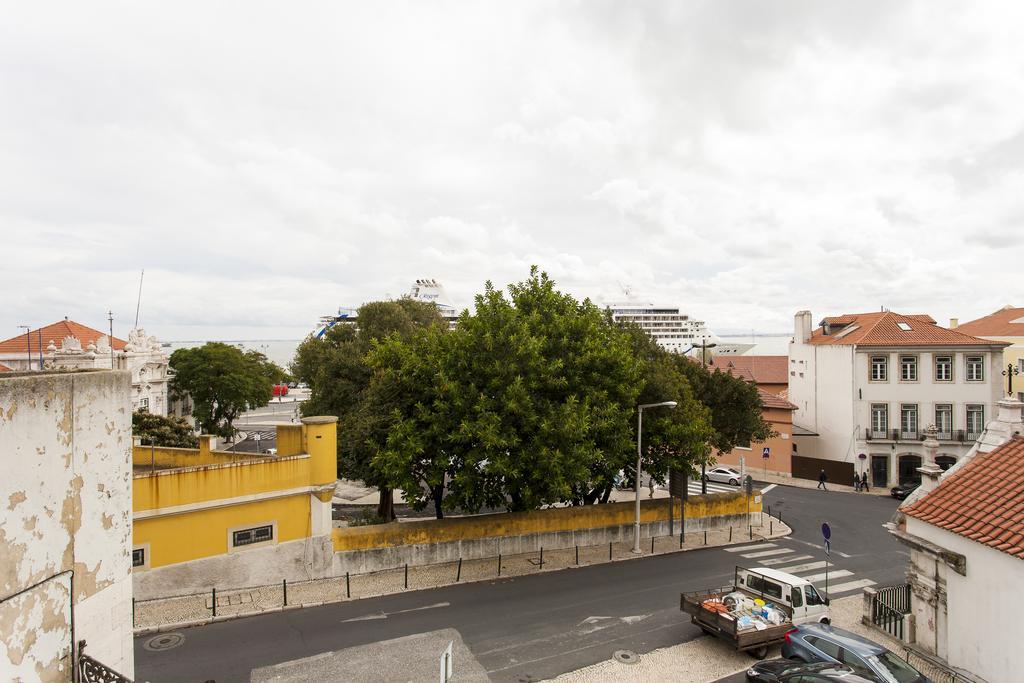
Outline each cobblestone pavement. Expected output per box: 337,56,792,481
133,517,791,632
549,594,901,682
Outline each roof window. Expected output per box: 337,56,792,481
896,322,912,331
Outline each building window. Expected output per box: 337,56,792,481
132,548,145,568
966,355,984,382
966,405,985,438
232,524,274,548
900,404,918,439
870,404,888,438
935,404,952,439
934,355,952,382
139,397,149,411
870,356,888,382
900,356,918,382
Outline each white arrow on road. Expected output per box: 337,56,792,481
341,601,450,623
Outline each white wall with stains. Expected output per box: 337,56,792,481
1,370,134,682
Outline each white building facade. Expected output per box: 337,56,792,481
606,303,714,354
789,310,1006,487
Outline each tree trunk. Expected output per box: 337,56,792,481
431,484,445,519
600,484,613,504
376,487,396,521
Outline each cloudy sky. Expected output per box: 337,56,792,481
3,1,1022,342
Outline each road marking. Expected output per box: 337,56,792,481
800,569,853,584
724,543,775,553
758,554,813,566
341,601,449,622
772,560,828,573
826,579,876,595
740,548,794,559
788,537,852,558
760,484,777,493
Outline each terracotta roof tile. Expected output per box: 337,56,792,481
956,306,1024,338
0,362,11,372
708,355,789,385
0,320,126,355
757,387,797,411
809,311,1007,348
903,436,1024,561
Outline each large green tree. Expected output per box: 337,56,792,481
132,410,199,448
168,342,277,438
291,298,444,520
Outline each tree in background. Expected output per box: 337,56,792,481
291,298,444,520
168,342,278,438
132,410,199,448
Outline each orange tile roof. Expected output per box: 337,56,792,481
903,437,1024,560
0,320,126,355
757,387,797,411
809,311,1006,348
708,356,789,385
956,306,1024,338
0,362,12,372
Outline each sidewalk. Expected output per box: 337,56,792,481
754,471,891,497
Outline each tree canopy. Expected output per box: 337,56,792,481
132,410,198,448
168,342,282,438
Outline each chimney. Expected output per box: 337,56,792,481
949,318,959,329
794,311,812,343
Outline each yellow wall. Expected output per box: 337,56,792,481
332,491,760,551
132,444,260,469
134,494,311,568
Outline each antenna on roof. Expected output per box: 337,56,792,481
134,269,144,328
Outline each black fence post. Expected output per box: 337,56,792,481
539,547,544,569
345,572,350,598
132,598,136,627
679,532,683,549
404,564,408,589
609,542,613,561
212,588,217,617
498,553,502,576
704,530,707,545
575,545,579,565
770,520,773,535
456,558,463,582
651,536,655,554
729,527,733,542
283,579,288,606
749,525,752,540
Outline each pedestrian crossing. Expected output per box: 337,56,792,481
685,481,740,496
728,542,876,598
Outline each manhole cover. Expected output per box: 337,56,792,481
613,649,639,665
144,633,184,651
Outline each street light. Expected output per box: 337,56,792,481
686,341,718,493
17,326,31,370
634,400,677,554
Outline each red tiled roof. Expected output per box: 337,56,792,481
809,311,1006,348
758,387,797,411
0,320,126,355
956,306,1024,338
903,437,1024,560
708,356,789,385
0,362,12,372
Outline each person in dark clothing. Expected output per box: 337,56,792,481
860,472,870,492
854,473,861,491
817,469,828,490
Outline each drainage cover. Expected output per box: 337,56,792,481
144,633,184,651
613,649,639,665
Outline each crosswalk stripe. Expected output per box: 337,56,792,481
773,561,828,573
741,548,794,559
758,554,813,566
724,543,775,553
826,579,876,595
801,570,853,584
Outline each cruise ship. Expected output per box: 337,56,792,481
315,279,460,337
606,302,716,354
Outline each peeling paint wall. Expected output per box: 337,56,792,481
1,371,134,681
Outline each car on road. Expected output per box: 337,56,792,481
890,479,921,501
704,466,743,485
782,623,929,682
747,660,877,682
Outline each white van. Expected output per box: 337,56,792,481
736,566,831,625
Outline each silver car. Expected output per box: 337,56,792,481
704,466,743,485
782,623,929,682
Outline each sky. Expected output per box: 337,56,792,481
2,1,1023,342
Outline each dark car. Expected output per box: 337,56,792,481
782,623,929,682
890,479,921,500
747,659,877,682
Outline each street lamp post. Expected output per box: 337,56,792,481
18,325,32,370
634,400,678,554
686,341,717,494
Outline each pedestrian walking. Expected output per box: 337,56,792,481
861,472,870,493
853,473,861,492
648,475,655,499
817,469,828,491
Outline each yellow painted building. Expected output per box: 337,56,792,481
955,307,1024,399
131,417,337,596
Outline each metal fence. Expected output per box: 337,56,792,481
869,583,911,641
903,646,981,683
133,516,777,630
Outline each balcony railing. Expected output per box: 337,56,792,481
864,428,972,443
899,428,919,441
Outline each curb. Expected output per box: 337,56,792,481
134,516,792,636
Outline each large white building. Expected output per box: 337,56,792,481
0,319,171,415
1,369,135,680
788,310,1007,487
606,302,714,354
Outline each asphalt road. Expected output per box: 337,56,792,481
135,484,905,683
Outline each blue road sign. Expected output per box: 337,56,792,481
821,522,831,540
762,446,770,459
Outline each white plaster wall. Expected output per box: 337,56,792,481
0,371,134,680
792,344,856,462
907,518,1023,683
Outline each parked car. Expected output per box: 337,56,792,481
890,479,921,501
704,466,743,485
782,623,929,682
747,660,877,682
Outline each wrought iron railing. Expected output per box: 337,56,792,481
79,640,133,683
903,646,981,683
869,583,911,641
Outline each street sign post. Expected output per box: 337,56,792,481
439,640,453,682
253,432,261,454
762,446,770,479
821,523,831,598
